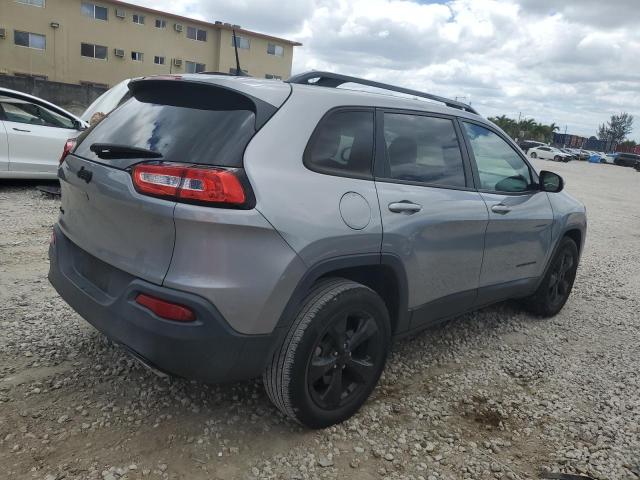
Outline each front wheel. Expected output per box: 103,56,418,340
530,152,537,159
521,237,579,317
263,279,391,429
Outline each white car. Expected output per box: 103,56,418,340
528,145,572,162
81,78,131,125
0,88,87,179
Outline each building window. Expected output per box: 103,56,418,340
231,35,250,49
16,0,45,7
81,42,108,60
267,43,284,57
154,56,165,65
81,2,108,21
132,14,145,25
229,68,248,75
14,31,46,50
155,19,166,28
187,26,207,42
185,61,205,73
265,74,282,80
131,51,143,62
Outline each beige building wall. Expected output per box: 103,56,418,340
0,0,300,87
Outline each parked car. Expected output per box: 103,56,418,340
81,79,131,125
571,148,591,161
614,152,640,168
517,139,545,153
0,88,87,179
48,72,586,428
558,148,579,160
564,148,583,160
528,145,572,162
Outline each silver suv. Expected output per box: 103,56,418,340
49,72,586,428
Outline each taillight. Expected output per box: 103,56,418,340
135,293,195,322
131,162,248,207
59,138,77,165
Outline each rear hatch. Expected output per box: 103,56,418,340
58,76,289,285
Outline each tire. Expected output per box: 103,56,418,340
263,278,391,429
530,152,537,159
522,237,579,317
554,155,561,162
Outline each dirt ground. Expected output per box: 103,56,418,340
1,159,639,480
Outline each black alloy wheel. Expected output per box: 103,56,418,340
546,246,576,309
522,237,579,317
263,278,391,429
307,309,381,410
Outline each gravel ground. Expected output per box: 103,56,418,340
1,160,639,480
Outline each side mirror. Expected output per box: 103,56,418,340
539,170,564,193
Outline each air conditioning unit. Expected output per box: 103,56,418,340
114,48,125,57
115,8,125,18
0,28,6,39
173,58,182,67
174,23,183,32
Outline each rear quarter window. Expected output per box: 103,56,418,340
304,109,375,179
74,81,264,167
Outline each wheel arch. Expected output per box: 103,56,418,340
275,254,409,337
563,228,582,254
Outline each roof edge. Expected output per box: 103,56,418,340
109,0,302,46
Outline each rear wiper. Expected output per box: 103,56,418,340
90,143,162,160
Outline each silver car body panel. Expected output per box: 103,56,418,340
478,191,554,286
163,203,307,335
58,155,176,286
53,76,587,340
376,182,488,309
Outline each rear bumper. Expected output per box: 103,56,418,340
48,225,278,383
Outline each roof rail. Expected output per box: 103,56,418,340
286,71,478,115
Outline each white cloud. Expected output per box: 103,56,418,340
127,0,640,140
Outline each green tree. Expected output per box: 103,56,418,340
597,113,634,143
487,115,560,143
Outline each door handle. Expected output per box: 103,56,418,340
388,201,422,214
12,127,31,132
491,204,511,214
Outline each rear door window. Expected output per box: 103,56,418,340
379,112,467,188
74,81,264,168
304,109,374,179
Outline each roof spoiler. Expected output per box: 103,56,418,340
286,71,478,115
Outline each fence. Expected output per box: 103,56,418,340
0,75,107,115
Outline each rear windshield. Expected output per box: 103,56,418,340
75,81,258,167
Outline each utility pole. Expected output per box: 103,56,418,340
563,125,567,148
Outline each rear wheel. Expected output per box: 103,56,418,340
530,152,537,159
263,278,391,429
522,237,579,317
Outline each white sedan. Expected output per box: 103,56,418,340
528,145,572,162
0,88,87,179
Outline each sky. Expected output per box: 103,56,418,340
128,0,639,140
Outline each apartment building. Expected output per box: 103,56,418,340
0,0,301,87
